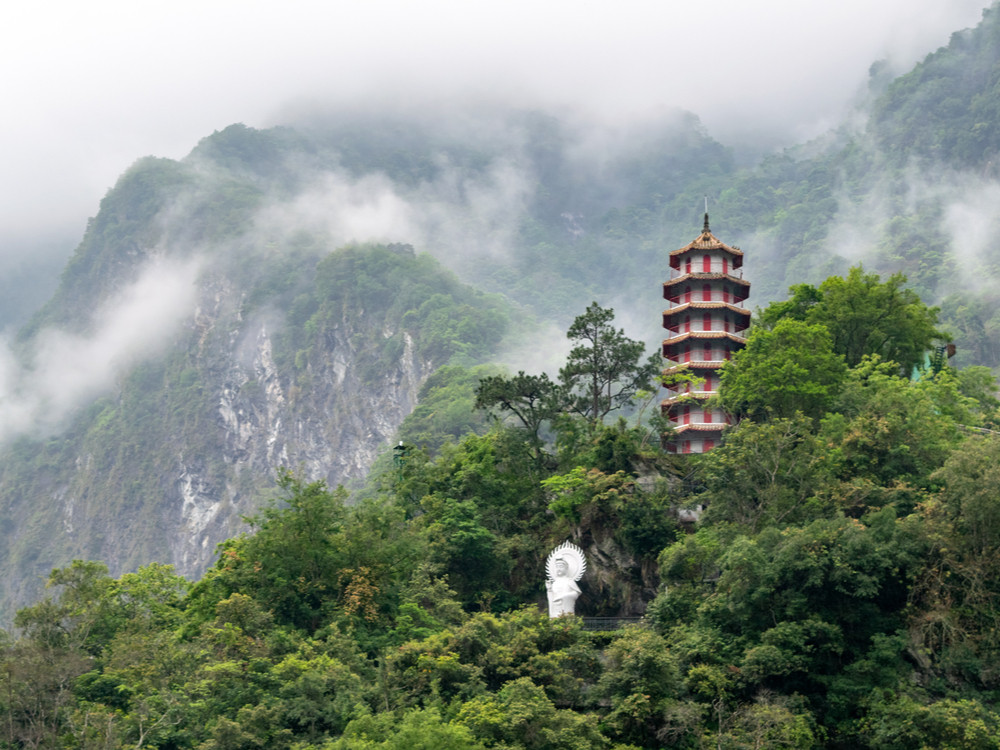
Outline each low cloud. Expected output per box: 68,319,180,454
0,255,201,442
252,154,534,270
822,156,1000,298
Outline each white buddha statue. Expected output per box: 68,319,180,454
545,542,586,617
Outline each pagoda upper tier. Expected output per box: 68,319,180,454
668,215,743,270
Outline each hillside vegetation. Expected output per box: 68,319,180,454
3,275,1000,748
5,5,1000,748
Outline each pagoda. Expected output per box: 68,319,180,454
661,214,750,453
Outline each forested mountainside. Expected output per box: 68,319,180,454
5,4,1000,748
0,144,513,615
2,0,1000,724
2,276,999,749
0,107,738,619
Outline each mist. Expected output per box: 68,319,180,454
0,256,201,442
1,1,990,272
0,0,997,442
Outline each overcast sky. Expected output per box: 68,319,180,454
0,0,991,256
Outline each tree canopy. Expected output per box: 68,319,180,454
559,301,658,424
719,318,848,421
758,266,945,373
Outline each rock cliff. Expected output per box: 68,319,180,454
0,150,507,620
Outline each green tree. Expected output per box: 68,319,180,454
559,302,657,424
188,471,349,632
399,365,499,453
822,357,961,493
599,627,682,745
719,319,848,421
860,696,1000,750
331,707,487,750
761,266,944,372
475,370,565,460
456,676,607,750
697,416,837,533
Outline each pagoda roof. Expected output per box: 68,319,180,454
662,360,730,372
670,423,728,435
661,393,713,407
670,215,744,260
663,331,747,347
664,272,750,288
663,302,752,319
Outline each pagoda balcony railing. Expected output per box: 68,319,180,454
664,357,730,367
664,295,747,308
663,329,747,341
667,416,732,427
662,387,718,400
669,267,744,280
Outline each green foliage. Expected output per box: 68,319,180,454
329,707,487,750
456,676,607,750
598,627,682,744
191,471,350,633
956,365,1000,415
559,302,657,424
822,357,961,493
720,319,848,421
860,695,1000,750
398,365,500,453
759,266,944,373
475,370,565,460
871,5,1000,169
697,416,837,532
934,436,1000,555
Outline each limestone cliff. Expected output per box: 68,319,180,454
0,156,507,620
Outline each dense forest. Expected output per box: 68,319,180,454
5,4,1000,749
3,273,1000,748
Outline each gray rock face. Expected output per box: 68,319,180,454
0,247,451,621
163,287,434,579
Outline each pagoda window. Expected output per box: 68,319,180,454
724,316,731,333
724,349,731,361
685,257,692,274
723,286,730,303
703,254,711,272
683,343,690,362
684,286,692,303
703,342,712,361
703,313,712,331
683,407,690,425
704,409,712,423
702,284,712,301
704,374,713,391
684,315,690,333
704,439,715,452
683,441,691,454
722,258,729,274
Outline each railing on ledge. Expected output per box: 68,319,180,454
668,268,744,280
663,330,747,341
664,297,747,309
662,389,718,400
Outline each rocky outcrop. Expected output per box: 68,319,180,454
0,241,485,622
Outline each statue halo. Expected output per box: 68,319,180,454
546,541,586,582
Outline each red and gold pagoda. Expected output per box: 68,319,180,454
661,214,750,453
